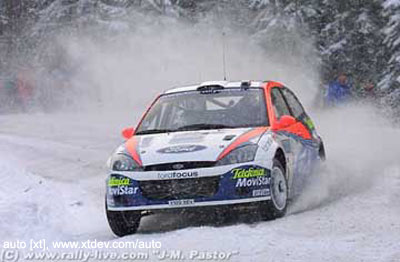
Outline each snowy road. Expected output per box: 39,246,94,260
0,107,399,262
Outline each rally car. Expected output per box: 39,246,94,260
106,80,326,236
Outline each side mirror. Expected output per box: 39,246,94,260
121,127,135,140
273,115,296,130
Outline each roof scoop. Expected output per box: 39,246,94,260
241,81,251,90
197,85,224,93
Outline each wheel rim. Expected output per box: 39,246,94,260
271,166,288,211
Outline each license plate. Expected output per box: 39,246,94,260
168,199,195,206
252,188,270,197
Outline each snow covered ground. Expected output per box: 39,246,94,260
0,104,399,262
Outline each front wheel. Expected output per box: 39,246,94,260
105,200,142,237
259,159,288,220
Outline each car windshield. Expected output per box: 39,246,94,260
135,88,269,135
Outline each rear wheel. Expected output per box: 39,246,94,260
105,200,141,237
260,159,288,220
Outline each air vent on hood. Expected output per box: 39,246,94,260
223,135,236,141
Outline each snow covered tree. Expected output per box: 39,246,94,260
381,0,400,90
314,0,386,85
380,0,400,119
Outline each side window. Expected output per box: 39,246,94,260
281,88,306,119
271,88,290,119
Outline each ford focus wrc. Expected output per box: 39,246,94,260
106,80,326,236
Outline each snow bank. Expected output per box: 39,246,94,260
0,155,105,242
0,157,61,240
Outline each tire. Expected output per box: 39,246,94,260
260,159,288,220
105,200,141,237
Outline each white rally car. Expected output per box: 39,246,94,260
106,81,326,236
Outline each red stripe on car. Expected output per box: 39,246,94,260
217,127,268,161
125,137,143,166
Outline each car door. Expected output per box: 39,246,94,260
279,87,320,195
270,87,300,192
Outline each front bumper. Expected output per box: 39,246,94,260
106,163,272,211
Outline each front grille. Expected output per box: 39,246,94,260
139,176,220,200
144,161,215,171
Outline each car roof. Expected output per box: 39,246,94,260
164,80,267,94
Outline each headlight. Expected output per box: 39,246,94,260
110,154,142,171
216,144,258,166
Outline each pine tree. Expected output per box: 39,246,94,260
380,0,400,119
344,0,386,90
381,0,400,90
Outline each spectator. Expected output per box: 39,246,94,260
16,69,35,111
362,81,376,100
325,73,352,107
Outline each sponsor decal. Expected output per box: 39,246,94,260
108,176,139,196
158,171,199,179
235,176,269,188
157,145,206,154
168,199,195,206
304,118,315,130
108,177,130,187
252,188,270,197
108,185,139,196
232,168,265,179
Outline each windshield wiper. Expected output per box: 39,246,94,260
176,123,233,131
135,129,175,135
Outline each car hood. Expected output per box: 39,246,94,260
131,128,258,166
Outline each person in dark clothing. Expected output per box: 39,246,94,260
325,74,352,107
16,69,35,111
362,82,376,99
